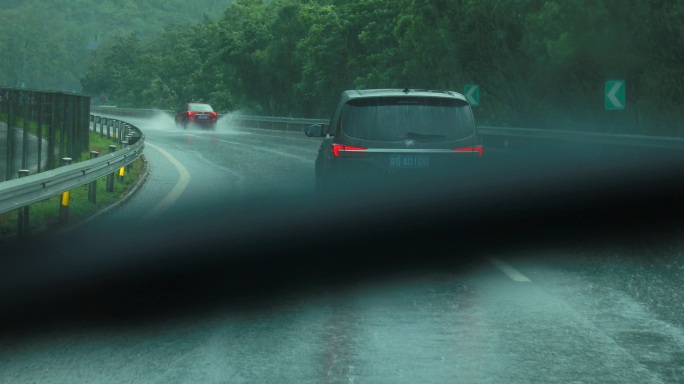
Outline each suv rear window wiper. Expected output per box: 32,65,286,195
406,131,447,140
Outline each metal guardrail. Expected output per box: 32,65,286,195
0,116,144,216
223,115,327,132
90,106,329,132
227,118,684,151
89,106,328,127
478,126,684,150
90,106,174,119
91,106,684,151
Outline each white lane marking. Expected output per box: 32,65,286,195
217,135,319,153
184,134,317,161
219,139,317,160
184,127,320,144
142,142,191,221
488,257,532,282
236,129,321,143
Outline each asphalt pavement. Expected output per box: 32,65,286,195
1,114,682,383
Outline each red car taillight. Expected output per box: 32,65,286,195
211,112,218,118
452,145,483,157
332,144,367,157
188,111,196,117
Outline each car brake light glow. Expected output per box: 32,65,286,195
211,112,218,118
332,144,367,157
188,111,196,117
453,145,483,157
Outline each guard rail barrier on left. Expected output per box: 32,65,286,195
0,110,145,238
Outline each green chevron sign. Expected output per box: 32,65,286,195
605,80,625,110
464,84,479,106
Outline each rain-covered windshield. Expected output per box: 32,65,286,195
1,1,683,383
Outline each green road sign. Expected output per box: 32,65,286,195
605,80,625,110
464,84,479,106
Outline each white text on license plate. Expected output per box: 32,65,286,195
389,155,430,168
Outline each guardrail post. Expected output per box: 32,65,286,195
122,124,129,144
59,157,72,225
17,170,30,239
126,134,133,172
88,151,99,203
5,93,15,181
107,145,116,192
118,141,128,182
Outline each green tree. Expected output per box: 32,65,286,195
77,0,684,135
0,0,235,92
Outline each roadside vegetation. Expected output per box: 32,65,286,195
79,0,684,135
0,0,234,92
2,0,681,134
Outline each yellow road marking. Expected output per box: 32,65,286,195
142,142,190,221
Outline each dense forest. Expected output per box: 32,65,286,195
5,0,684,134
0,0,234,91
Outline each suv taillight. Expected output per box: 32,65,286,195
453,145,483,157
332,144,367,157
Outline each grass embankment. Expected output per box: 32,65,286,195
0,130,145,239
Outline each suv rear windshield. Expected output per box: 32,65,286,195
341,96,475,142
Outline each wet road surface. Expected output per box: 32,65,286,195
1,114,683,383
96,114,321,223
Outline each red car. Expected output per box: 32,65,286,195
175,103,218,129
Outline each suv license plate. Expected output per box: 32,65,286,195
389,155,430,169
